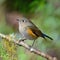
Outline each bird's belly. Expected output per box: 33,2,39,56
21,31,37,40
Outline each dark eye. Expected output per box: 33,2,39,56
22,20,25,22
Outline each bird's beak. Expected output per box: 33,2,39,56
16,18,19,22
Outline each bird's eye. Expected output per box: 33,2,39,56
22,20,25,22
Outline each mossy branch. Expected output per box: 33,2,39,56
0,33,57,60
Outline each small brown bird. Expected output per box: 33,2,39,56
17,17,53,47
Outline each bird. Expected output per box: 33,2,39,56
17,17,53,47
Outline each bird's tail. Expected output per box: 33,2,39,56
42,33,53,40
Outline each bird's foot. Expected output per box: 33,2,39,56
29,46,34,52
30,47,34,51
18,39,26,42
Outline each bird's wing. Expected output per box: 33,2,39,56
26,26,42,37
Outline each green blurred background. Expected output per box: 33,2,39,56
0,0,60,60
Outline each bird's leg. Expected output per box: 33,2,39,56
31,40,35,47
30,40,36,51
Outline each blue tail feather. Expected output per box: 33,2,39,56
42,33,53,40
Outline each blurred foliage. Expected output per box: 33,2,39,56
3,39,18,60
0,36,18,60
0,0,60,60
5,0,47,15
